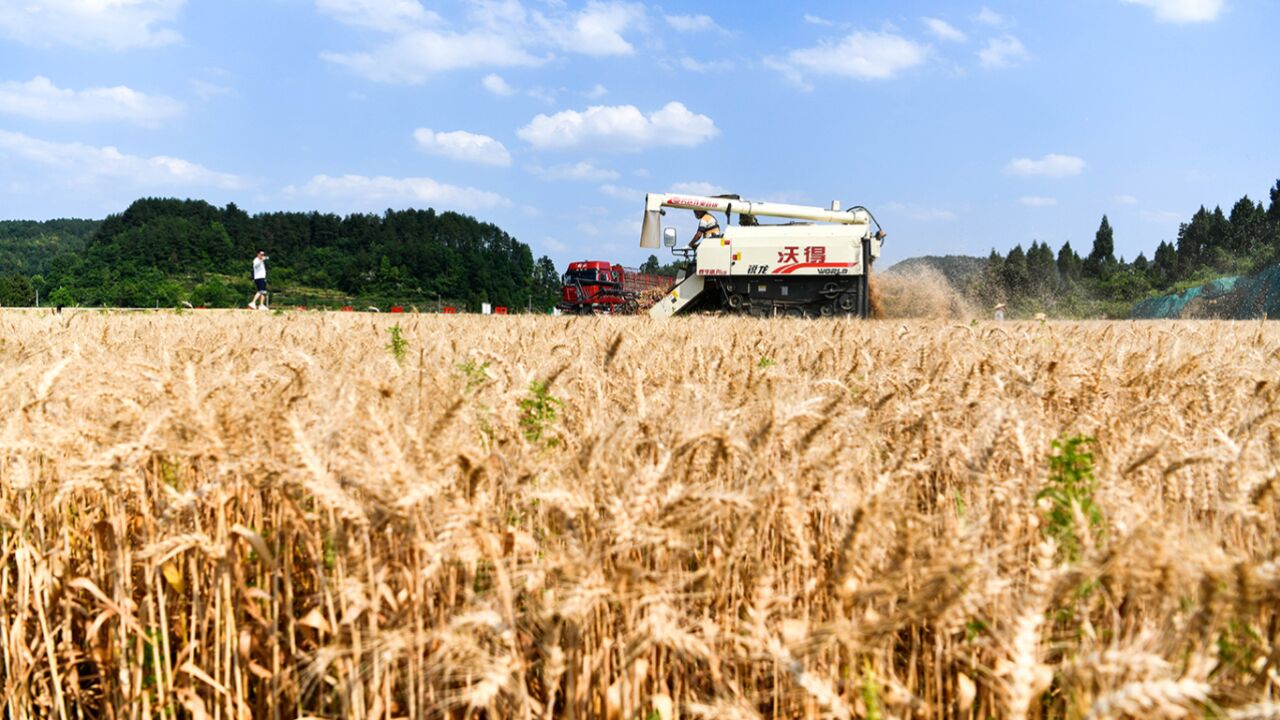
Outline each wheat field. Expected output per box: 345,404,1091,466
1,311,1278,719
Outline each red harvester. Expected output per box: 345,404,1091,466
557,261,675,315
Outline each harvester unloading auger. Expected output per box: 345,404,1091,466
640,192,885,318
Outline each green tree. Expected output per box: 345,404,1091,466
0,274,34,306
48,286,75,306
1204,206,1231,271
1056,241,1082,283
1002,245,1029,296
975,249,1007,302
1269,180,1280,263
1175,208,1209,278
1026,241,1058,296
1100,267,1152,301
1175,206,1231,276
1228,196,1266,257
191,277,236,307
1085,215,1116,279
1151,240,1177,285
532,255,561,310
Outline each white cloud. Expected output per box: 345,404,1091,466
517,101,718,151
191,79,234,101
600,183,640,200
1005,154,1086,178
978,35,1028,68
885,202,959,222
0,0,184,49
0,76,183,126
1114,194,1139,205
532,161,619,181
583,83,607,99
526,86,560,105
482,73,516,96
665,14,725,33
284,174,510,211
1140,209,1183,224
413,128,511,167
771,31,931,84
680,57,732,73
803,13,834,26
667,181,727,196
975,7,1007,26
575,215,639,239
1120,0,1224,23
1019,195,1058,207
322,30,546,83
315,0,439,32
544,2,645,56
923,17,967,42
321,0,645,83
0,129,242,189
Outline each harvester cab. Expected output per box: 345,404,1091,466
639,192,885,318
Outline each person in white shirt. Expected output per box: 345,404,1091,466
249,250,268,310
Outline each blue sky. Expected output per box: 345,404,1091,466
0,0,1276,268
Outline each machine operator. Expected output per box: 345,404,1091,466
689,209,723,251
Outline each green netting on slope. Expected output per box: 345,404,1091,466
1202,276,1240,296
1130,264,1280,319
1130,284,1209,319
1228,263,1280,319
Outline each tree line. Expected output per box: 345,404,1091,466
0,219,100,306
0,198,564,310
974,179,1280,315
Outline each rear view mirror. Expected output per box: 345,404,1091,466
663,227,678,247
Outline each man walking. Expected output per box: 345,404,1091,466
249,250,269,310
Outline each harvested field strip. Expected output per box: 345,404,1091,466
1,312,1278,718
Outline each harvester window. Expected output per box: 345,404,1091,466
564,269,597,284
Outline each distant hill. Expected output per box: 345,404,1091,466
884,255,985,290
0,219,100,275
0,198,562,310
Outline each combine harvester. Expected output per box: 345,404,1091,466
557,261,675,315
640,192,885,318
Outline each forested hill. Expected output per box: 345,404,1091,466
0,198,561,310
0,219,100,275
884,255,985,289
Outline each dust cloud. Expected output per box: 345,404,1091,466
871,266,978,319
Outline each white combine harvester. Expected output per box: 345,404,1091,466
640,192,884,318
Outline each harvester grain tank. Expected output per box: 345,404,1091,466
639,193,885,318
